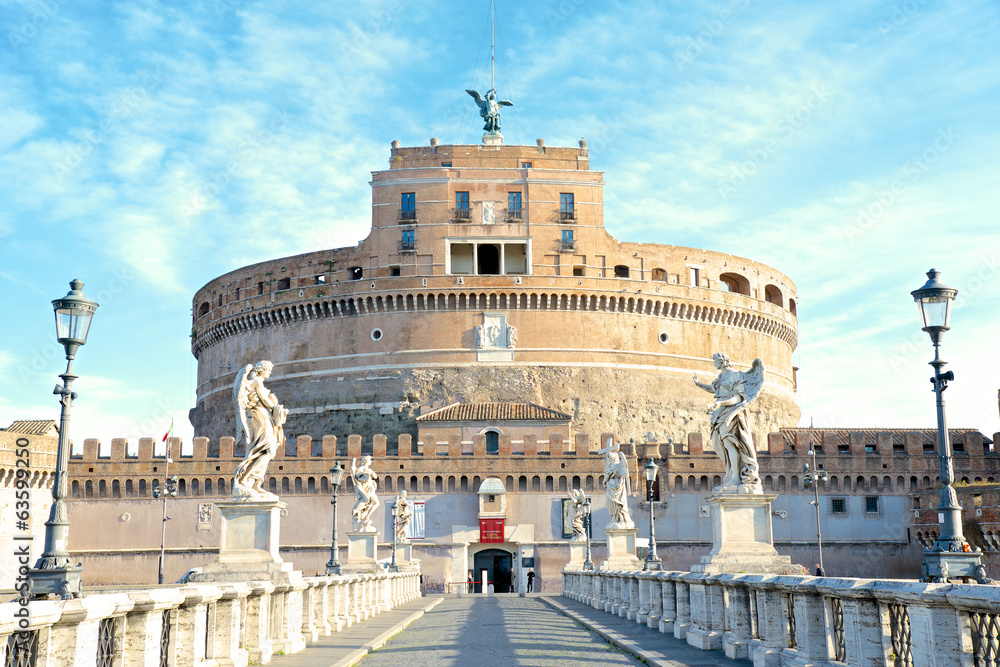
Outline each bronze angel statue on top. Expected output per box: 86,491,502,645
692,353,766,494
232,361,287,500
466,88,513,134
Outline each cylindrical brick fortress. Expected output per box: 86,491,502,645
189,141,800,444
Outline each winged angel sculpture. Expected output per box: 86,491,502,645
232,361,287,500
466,88,513,134
692,353,766,494
601,441,634,529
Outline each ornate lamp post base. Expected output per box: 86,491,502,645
921,550,991,584
27,564,82,599
642,556,662,571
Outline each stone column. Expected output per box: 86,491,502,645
780,579,832,667
244,582,276,665
120,590,184,667
658,573,677,634
626,574,640,620
647,573,663,629
637,572,652,624
816,580,883,667
174,586,224,667
749,581,789,667
902,581,979,667
213,584,251,667
686,573,725,650
300,580,320,642
720,575,752,661
311,578,332,636
673,577,691,640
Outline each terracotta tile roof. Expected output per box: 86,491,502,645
779,427,993,448
417,402,572,422
3,419,58,436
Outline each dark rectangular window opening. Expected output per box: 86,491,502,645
441,162,452,167
865,496,879,513
455,191,470,219
561,229,574,251
831,497,847,514
276,277,290,291
257,282,264,295
560,193,575,220
314,275,326,285
400,192,416,221
573,265,585,277
389,266,401,277
350,267,363,280
508,192,522,218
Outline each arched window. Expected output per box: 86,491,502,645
198,302,209,317
138,479,147,497
614,265,630,278
764,284,783,307
72,480,80,498
789,298,797,315
485,430,500,454
718,273,750,295
652,268,667,282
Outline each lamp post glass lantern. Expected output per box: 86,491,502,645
326,461,345,575
28,280,99,599
643,459,660,570
911,269,987,583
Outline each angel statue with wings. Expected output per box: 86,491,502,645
466,88,513,134
566,488,588,541
601,440,634,530
350,455,380,532
692,353,766,494
232,361,287,500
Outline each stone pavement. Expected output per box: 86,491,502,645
271,593,751,667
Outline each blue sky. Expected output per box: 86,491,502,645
1,0,998,451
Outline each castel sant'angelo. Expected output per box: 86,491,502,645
188,136,800,447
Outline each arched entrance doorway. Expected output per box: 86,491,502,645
472,547,514,593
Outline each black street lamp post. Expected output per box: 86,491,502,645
28,280,99,599
390,501,399,572
326,462,345,575
153,447,179,585
583,497,594,570
643,459,661,571
802,447,827,575
911,269,987,583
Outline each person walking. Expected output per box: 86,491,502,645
467,572,474,593
526,569,535,592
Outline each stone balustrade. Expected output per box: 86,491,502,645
0,570,420,666
563,568,1000,666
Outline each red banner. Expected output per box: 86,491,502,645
479,518,505,543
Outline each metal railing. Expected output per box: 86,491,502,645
399,209,416,221
452,208,471,220
399,241,415,252
559,210,576,221
560,241,576,252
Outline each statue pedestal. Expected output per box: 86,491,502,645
691,493,800,575
482,132,503,146
563,541,588,571
341,531,379,573
599,527,643,571
191,499,300,583
393,542,419,571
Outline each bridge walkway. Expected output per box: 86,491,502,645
274,594,749,667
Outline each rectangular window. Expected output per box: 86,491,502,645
455,191,470,219
389,266,401,277
521,162,532,168
314,275,325,285
561,229,574,251
235,287,240,300
257,282,264,295
560,193,575,219
865,496,880,513
401,229,414,250
690,267,701,287
508,192,522,218
400,192,416,220
830,497,847,514
441,162,452,167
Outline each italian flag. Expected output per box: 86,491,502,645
162,420,174,442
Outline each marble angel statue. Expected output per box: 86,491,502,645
601,441,634,529
232,361,287,500
692,352,766,494
350,455,380,532
566,488,588,541
394,490,412,542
